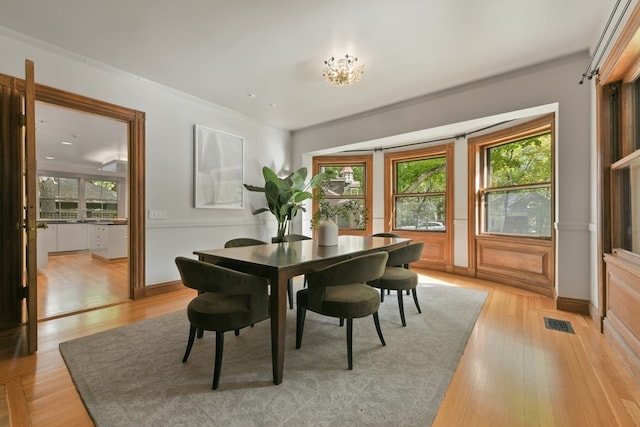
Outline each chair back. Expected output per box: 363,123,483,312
282,234,312,242
305,251,388,311
175,257,269,320
386,242,424,267
224,238,267,248
371,232,400,238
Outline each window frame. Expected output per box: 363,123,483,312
385,144,453,234
312,154,372,236
38,172,124,221
471,115,555,240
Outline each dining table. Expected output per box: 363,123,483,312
194,234,410,385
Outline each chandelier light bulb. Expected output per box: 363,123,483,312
322,54,364,86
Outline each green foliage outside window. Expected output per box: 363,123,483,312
483,133,552,237
394,156,447,231
487,134,551,187
38,176,119,220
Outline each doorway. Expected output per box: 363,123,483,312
35,101,130,319
34,82,147,314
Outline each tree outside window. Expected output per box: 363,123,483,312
38,175,119,220
482,132,552,237
393,156,447,231
39,176,79,219
85,180,118,219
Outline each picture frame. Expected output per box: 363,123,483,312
194,124,244,209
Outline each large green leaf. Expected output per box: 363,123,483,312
244,165,331,236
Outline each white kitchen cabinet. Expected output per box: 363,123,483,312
36,224,58,268
90,224,127,260
57,223,88,252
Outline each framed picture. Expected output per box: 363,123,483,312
194,125,244,209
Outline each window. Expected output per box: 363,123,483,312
85,180,119,219
609,80,640,259
388,147,450,232
312,155,372,235
39,176,79,219
38,174,120,220
477,120,553,238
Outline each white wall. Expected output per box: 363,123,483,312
0,29,289,285
292,52,594,303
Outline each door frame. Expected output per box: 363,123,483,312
26,81,146,299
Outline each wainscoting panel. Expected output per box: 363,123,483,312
397,231,450,271
475,236,553,296
603,253,640,385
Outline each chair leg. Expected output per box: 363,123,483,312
287,279,294,309
412,288,422,313
397,290,407,327
346,318,353,370
212,331,225,390
182,324,197,363
406,290,410,295
339,318,344,327
296,305,306,349
234,329,240,336
373,312,386,346
380,289,385,302
197,328,204,339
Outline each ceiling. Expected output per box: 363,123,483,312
0,0,621,167
34,102,128,174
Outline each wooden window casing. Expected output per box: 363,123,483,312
384,144,454,271
312,154,372,236
468,114,555,297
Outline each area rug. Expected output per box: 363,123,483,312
60,282,487,426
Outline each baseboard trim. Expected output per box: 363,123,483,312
589,302,604,331
451,265,475,277
134,280,184,299
556,296,590,314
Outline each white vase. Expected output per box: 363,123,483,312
317,218,338,246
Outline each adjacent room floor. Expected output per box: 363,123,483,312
37,252,129,320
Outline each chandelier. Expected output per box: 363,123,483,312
322,54,364,86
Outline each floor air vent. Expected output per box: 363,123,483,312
544,317,575,334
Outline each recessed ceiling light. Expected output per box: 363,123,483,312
45,156,55,160
248,93,257,98
61,141,72,145
269,103,277,107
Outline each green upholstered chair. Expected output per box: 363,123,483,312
295,251,389,370
175,256,270,389
224,237,268,248
371,232,400,238
370,242,424,327
224,238,295,309
371,233,403,295
282,233,312,242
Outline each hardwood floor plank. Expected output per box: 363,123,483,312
4,376,30,427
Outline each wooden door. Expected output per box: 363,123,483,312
24,60,38,352
0,60,38,352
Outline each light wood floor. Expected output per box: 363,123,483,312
37,252,129,320
1,269,639,426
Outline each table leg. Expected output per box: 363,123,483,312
270,272,287,384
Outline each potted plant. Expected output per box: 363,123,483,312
244,166,332,241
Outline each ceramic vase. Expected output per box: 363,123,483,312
317,218,338,246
